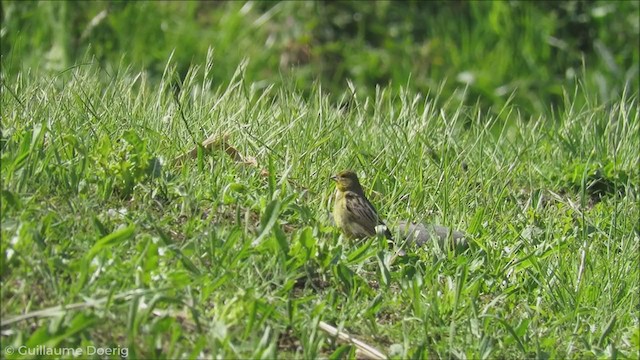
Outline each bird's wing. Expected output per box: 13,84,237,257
346,192,394,242
363,197,394,239
344,191,379,228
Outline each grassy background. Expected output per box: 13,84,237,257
1,1,639,359
2,1,638,115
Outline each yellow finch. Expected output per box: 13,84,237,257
331,170,393,245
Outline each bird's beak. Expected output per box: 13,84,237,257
330,175,338,182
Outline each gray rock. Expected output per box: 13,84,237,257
396,221,469,253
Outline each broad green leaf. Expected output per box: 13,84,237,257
376,251,391,287
86,223,135,260
253,199,281,246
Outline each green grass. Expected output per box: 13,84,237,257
1,57,638,359
2,1,638,117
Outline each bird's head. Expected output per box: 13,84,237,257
331,170,364,193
